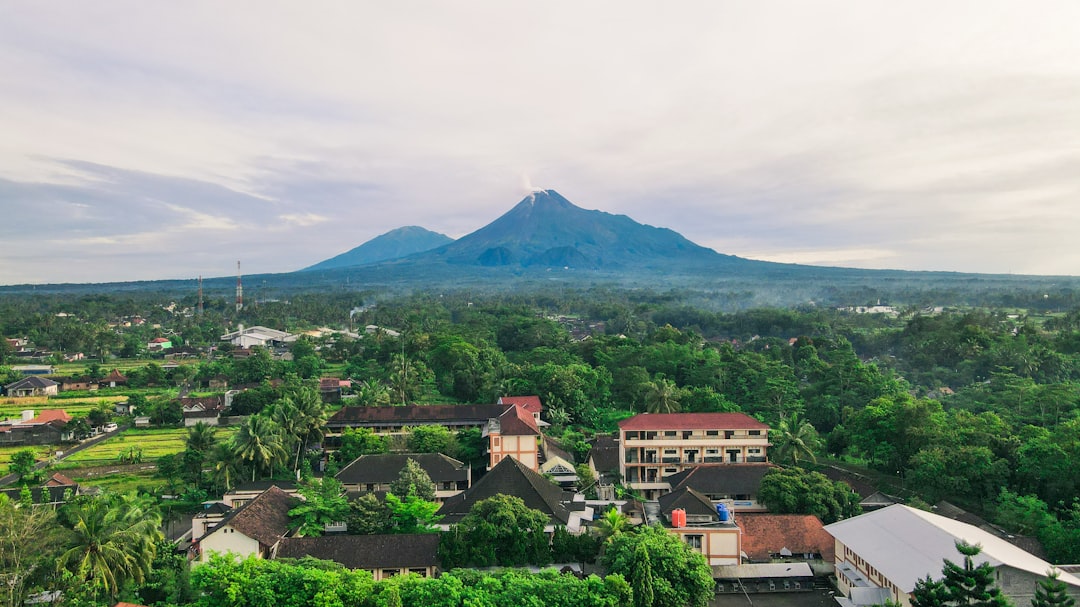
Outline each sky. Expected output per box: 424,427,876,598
3,2,1080,285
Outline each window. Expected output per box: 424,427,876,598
748,448,761,454
706,430,719,436
749,430,761,436
664,431,676,437
409,568,428,577
492,437,501,447
664,449,677,455
366,483,375,491
706,449,719,455
382,569,400,577
665,468,677,474
626,431,638,440
685,535,703,550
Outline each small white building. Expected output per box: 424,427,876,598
195,486,295,563
220,326,296,348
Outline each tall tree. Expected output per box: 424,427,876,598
771,412,821,467
645,378,681,414
389,458,435,501
631,542,655,607
603,524,714,607
288,477,349,537
1032,571,1076,607
231,415,287,482
57,493,164,599
0,494,61,607
911,542,1013,607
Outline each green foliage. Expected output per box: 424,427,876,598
771,412,821,466
911,542,1013,607
389,458,436,501
190,554,376,607
1032,571,1076,607
603,524,714,607
337,427,389,463
347,493,392,535
289,477,349,537
384,493,441,534
757,467,862,524
0,493,63,607
439,494,551,568
8,448,37,484
407,425,456,455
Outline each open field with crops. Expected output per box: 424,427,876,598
0,445,50,467
54,426,238,469
0,395,128,419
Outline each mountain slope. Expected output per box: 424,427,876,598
415,189,735,270
302,226,453,271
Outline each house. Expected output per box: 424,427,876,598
713,562,816,594
736,513,835,565
276,534,441,580
3,376,59,397
328,397,545,471
220,325,296,348
540,455,578,488
58,376,98,392
180,396,226,427
191,502,232,539
0,473,80,506
318,377,344,403
663,463,778,511
586,435,620,500
222,481,300,508
196,486,295,563
654,486,742,566
618,412,770,499
147,337,173,351
825,504,1080,607
10,365,53,375
336,453,471,502
0,409,73,445
100,369,127,388
497,395,543,424
436,455,593,533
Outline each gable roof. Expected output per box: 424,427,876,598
336,453,468,484
276,534,440,570
4,376,59,391
103,369,127,382
44,472,77,487
436,456,574,525
207,485,295,545
541,434,575,464
738,513,835,562
665,463,778,496
587,435,620,475
657,486,719,519
618,412,769,431
491,404,539,436
824,504,1080,593
498,395,543,415
28,409,71,424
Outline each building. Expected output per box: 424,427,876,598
654,486,742,566
663,463,778,512
220,326,296,348
196,486,295,563
586,435,620,500
0,409,73,445
180,396,226,427
3,376,59,397
618,413,770,499
484,404,540,470
276,534,440,580
825,504,1080,607
336,453,471,502
436,455,593,533
101,369,127,388
736,513,835,564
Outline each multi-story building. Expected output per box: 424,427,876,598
618,413,770,499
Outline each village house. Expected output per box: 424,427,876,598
195,485,295,563
618,412,771,499
0,409,73,445
220,325,296,348
100,369,127,388
662,462,779,512
3,376,59,398
336,453,471,502
653,486,742,567
180,396,227,427
276,534,441,580
825,504,1080,607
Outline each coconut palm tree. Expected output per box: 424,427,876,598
644,378,681,414
771,412,821,467
185,421,218,453
273,388,329,474
596,507,631,542
232,415,287,482
208,442,242,492
57,493,163,598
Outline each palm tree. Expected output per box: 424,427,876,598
644,378,680,414
208,442,242,492
185,421,217,453
57,493,164,598
274,388,329,474
595,507,630,542
232,415,287,482
771,413,821,467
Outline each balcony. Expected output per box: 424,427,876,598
661,457,680,464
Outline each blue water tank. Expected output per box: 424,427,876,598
716,503,730,522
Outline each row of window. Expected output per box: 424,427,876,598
625,430,763,440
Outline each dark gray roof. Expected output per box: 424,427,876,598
436,456,574,525
229,480,298,493
4,376,59,390
657,486,719,519
541,434,575,465
0,485,76,505
328,404,510,429
336,453,467,484
665,463,777,496
587,435,619,475
277,534,440,570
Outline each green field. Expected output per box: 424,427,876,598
54,426,238,468
0,445,49,467
0,395,128,419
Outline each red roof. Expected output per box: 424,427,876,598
45,472,77,487
618,412,768,431
496,404,540,436
29,409,71,424
499,395,543,414
737,513,835,562
150,337,170,343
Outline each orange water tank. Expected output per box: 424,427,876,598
672,508,686,528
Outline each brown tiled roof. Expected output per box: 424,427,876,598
209,485,295,545
737,513,835,562
44,472,77,487
336,453,468,485
328,404,510,428
665,463,778,497
542,434,575,465
436,456,573,525
618,413,768,431
499,395,543,415
103,369,127,382
28,409,70,424
496,404,539,436
276,534,440,570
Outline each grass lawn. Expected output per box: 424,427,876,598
54,426,238,469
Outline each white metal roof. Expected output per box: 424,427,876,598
825,504,1080,593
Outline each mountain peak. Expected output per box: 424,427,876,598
301,226,453,271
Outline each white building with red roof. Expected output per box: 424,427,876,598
485,403,541,471
618,412,770,499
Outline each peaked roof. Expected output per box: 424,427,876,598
206,485,295,545
28,409,71,424
44,472,77,487
328,403,510,426
493,404,539,436
587,435,620,475
738,513,835,562
498,395,543,414
618,412,769,431
103,369,127,382
336,453,468,484
825,504,1080,593
436,456,574,525
657,486,719,519
4,376,59,390
665,463,778,496
541,434,575,464
277,534,440,570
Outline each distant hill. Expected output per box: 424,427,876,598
302,226,453,271
409,189,741,270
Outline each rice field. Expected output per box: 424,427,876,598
54,426,238,468
0,445,50,467
0,395,128,419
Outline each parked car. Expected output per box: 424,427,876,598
103,423,118,432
